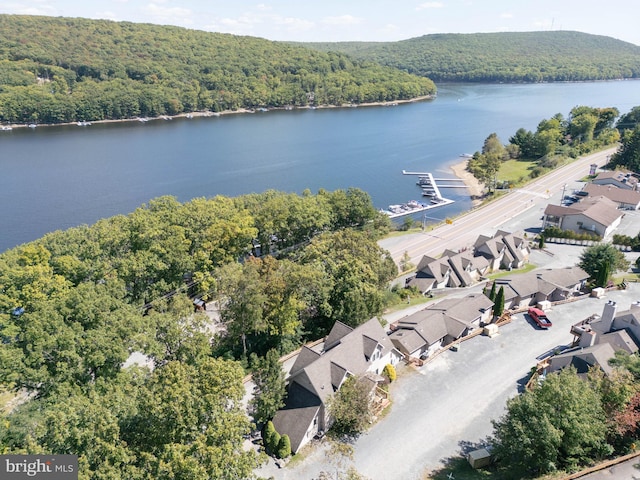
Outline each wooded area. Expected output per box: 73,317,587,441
0,15,436,124
0,188,397,478
301,31,640,83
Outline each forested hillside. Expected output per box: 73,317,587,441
0,188,397,478
300,31,640,83
0,15,436,124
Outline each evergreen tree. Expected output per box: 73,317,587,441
249,349,287,426
493,286,505,318
488,281,497,301
276,435,291,459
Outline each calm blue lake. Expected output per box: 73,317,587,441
1,81,640,253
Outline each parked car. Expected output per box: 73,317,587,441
528,307,552,329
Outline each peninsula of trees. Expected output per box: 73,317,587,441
0,15,436,124
300,31,640,83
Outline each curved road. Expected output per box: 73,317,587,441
380,147,617,266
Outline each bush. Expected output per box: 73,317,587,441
542,226,600,242
264,421,281,455
276,434,291,459
383,364,397,383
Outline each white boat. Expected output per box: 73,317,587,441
1,126,12,131
28,124,37,128
77,121,91,126
137,117,149,122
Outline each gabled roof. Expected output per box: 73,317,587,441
551,343,616,376
583,183,640,206
537,267,589,289
593,170,639,189
427,293,493,325
391,294,493,353
324,321,354,351
272,382,322,454
599,330,638,354
288,317,396,405
290,346,321,376
545,196,622,227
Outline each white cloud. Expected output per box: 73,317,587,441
322,15,363,26
500,12,513,19
0,1,56,16
255,3,271,11
416,2,444,10
273,15,314,31
142,3,193,24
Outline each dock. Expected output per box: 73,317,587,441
380,171,457,218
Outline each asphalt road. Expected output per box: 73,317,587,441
380,147,618,267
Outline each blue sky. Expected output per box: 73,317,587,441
1,0,638,45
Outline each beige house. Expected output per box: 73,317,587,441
583,183,640,210
407,230,528,294
543,196,623,238
389,294,493,359
495,266,589,310
551,300,640,376
592,170,638,191
272,317,402,453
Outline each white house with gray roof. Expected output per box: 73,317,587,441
543,196,623,238
272,317,402,454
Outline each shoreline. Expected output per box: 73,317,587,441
1,94,435,130
449,158,484,206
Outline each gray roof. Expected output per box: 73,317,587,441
551,343,616,376
272,382,322,453
583,183,640,206
288,317,397,405
593,170,639,188
545,196,622,227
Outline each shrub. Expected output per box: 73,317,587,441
383,364,397,383
276,434,291,459
264,421,280,455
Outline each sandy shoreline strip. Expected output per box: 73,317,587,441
1,94,435,130
450,159,484,205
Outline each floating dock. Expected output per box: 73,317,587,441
381,171,457,218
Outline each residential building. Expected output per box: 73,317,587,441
272,317,402,454
550,300,640,376
582,183,640,210
495,266,589,310
592,170,638,191
542,196,623,238
389,293,493,359
474,230,531,270
406,230,528,294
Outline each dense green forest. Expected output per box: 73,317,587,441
0,15,436,124
0,188,399,478
300,31,640,83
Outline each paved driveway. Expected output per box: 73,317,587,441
258,283,640,480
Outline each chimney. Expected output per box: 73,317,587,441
600,300,617,332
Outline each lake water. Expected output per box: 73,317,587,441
1,81,640,253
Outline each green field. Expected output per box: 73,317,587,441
497,159,537,186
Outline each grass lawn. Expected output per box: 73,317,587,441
486,262,537,280
497,159,537,186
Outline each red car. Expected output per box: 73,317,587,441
528,307,552,329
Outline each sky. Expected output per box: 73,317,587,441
0,0,638,46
